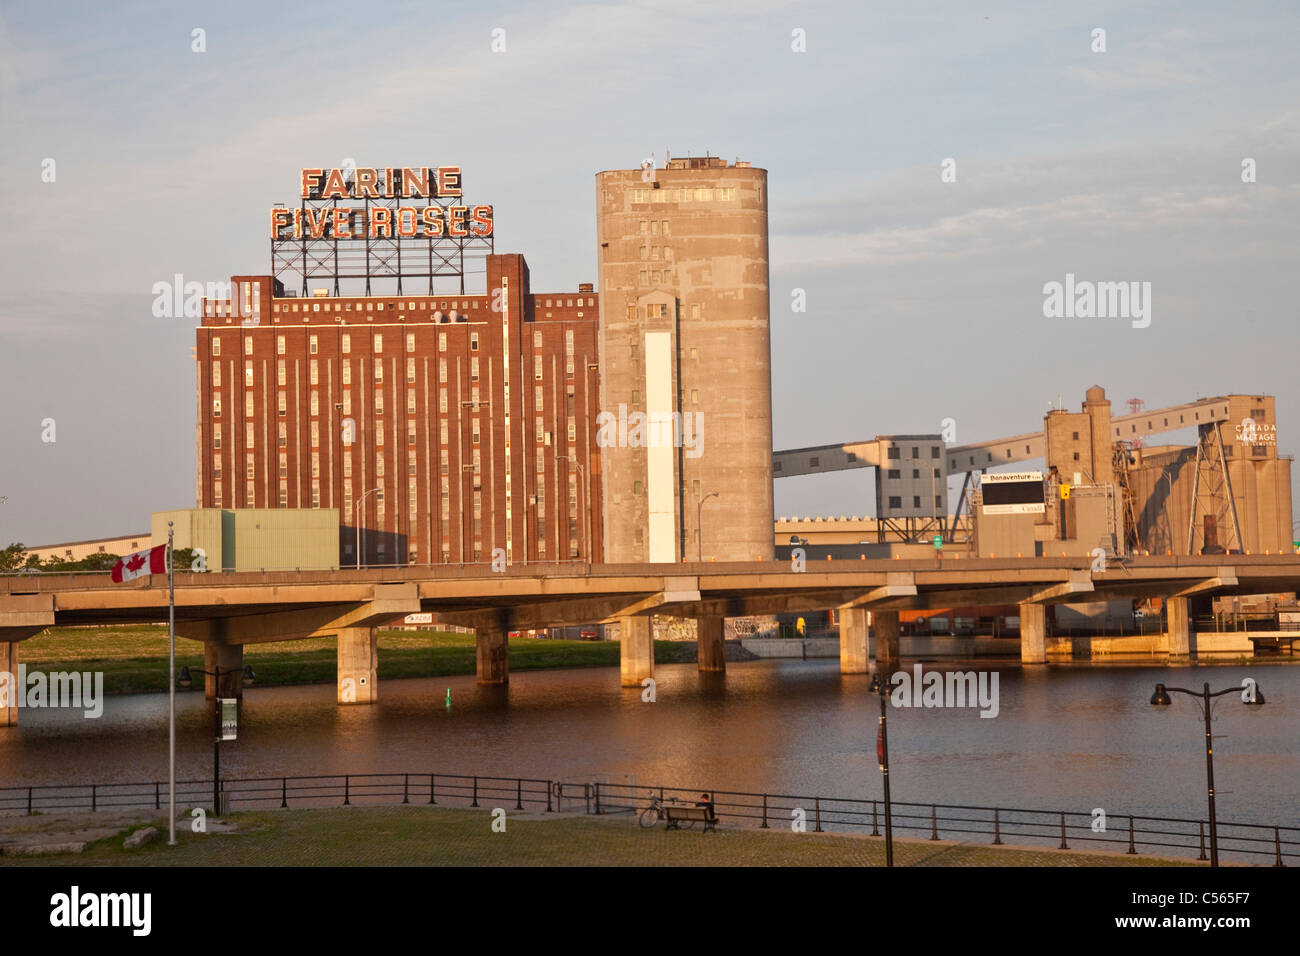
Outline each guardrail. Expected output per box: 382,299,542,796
1,772,1293,865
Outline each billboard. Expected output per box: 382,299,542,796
981,471,1045,515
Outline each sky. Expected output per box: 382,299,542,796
1,0,1298,545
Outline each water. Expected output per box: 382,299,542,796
1,660,1296,827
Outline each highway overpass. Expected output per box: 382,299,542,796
3,554,1297,723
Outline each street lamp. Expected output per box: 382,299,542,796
177,664,256,817
867,669,895,867
1150,680,1264,867
697,491,719,562
355,487,381,570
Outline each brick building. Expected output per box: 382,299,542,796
195,254,602,566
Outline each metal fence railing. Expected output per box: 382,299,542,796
1,773,1292,866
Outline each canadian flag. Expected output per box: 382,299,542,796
110,545,169,583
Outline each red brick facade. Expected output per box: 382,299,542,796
196,254,602,566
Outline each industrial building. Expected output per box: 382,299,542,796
193,164,604,567
595,155,774,563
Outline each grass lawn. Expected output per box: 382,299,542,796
3,805,1192,868
18,625,698,695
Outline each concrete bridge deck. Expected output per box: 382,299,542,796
2,555,1297,722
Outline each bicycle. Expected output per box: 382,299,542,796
639,793,694,829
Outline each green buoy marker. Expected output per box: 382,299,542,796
445,687,452,710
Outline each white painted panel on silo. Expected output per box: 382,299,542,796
645,331,676,562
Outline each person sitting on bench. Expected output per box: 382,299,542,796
695,792,716,822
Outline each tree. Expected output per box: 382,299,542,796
0,543,29,572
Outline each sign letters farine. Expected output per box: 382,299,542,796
271,167,494,240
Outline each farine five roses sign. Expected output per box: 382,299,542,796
271,166,494,240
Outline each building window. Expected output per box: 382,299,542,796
931,447,940,458
213,397,222,417
888,496,902,509
212,338,222,356
408,389,416,414
245,338,253,356
213,426,222,449
406,332,415,353
247,393,255,417
343,361,351,385
439,358,447,383
246,422,254,448
471,333,479,351
277,392,285,416
375,389,384,414
887,469,900,479
310,392,319,416
374,333,383,352
309,335,318,354
310,360,318,385
634,480,643,495
244,360,254,386
408,420,417,446
342,333,351,354
535,356,543,380
888,447,900,459
439,332,447,352
1073,452,1080,460
407,358,415,383
211,361,221,386
277,361,286,386
278,422,287,447
375,362,383,383
277,335,286,355
534,385,543,410
342,390,351,415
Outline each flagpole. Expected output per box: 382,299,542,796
167,522,176,847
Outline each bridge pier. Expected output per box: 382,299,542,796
337,627,378,702
619,616,654,687
204,643,244,700
1,642,16,726
839,607,870,674
1166,597,1192,659
475,627,508,685
1019,602,1047,664
872,610,900,672
696,616,725,673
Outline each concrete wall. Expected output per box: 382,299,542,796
596,159,773,563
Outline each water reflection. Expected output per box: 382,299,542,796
0,661,1294,826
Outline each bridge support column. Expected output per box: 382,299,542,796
475,627,508,685
337,627,378,703
696,616,725,673
839,607,870,674
1166,597,1192,659
872,611,900,672
1019,602,1047,664
203,643,244,700
0,642,17,726
619,616,653,687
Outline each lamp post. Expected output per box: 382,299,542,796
177,664,256,817
1150,680,1264,867
697,491,719,562
355,487,381,570
867,670,895,867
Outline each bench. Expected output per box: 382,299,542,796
663,805,719,833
